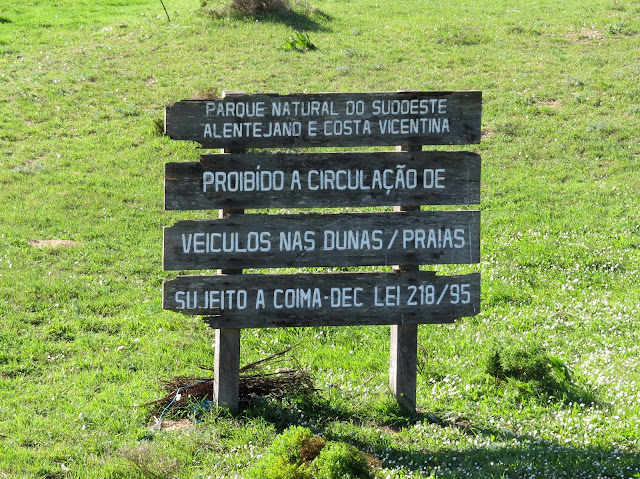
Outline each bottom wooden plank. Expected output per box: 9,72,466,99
163,271,480,328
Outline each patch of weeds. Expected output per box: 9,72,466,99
435,26,487,46
246,426,375,479
46,321,76,342
485,344,597,405
335,64,351,76
344,47,365,58
587,122,613,133
606,22,632,36
495,119,520,137
119,442,181,478
193,86,220,100
566,76,585,88
0,17,13,24
115,106,141,118
281,31,316,51
11,160,46,174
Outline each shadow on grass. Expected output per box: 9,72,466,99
240,393,639,477
206,7,333,32
240,392,350,433
146,372,633,478
146,346,615,477
242,9,332,32
334,429,640,478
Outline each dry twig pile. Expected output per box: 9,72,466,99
145,347,316,414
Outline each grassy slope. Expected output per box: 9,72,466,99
0,0,639,477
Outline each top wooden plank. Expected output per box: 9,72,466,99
165,91,482,148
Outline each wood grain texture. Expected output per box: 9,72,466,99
213,328,240,411
164,91,481,148
164,151,481,210
162,210,481,270
390,324,418,411
162,271,481,328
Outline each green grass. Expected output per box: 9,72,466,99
1,0,639,477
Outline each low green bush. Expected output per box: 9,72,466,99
247,426,375,479
313,441,373,479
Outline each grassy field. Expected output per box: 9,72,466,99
1,0,639,477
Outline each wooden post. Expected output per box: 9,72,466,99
390,143,422,414
213,90,244,412
213,327,240,411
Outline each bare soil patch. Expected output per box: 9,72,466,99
567,29,605,43
28,239,83,248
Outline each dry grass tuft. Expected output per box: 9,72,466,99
230,0,290,14
202,0,291,17
119,443,181,478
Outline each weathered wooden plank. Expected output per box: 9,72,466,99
162,211,480,270
164,151,481,210
162,271,481,328
164,91,481,148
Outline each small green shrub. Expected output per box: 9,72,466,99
484,344,596,405
486,346,550,382
313,442,373,479
281,32,316,51
247,426,375,479
270,426,318,464
247,426,317,479
606,22,629,35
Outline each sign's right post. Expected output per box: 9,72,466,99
390,143,422,413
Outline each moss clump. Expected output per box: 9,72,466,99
247,426,375,479
313,441,373,479
486,346,552,382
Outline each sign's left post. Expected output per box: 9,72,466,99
211,91,244,412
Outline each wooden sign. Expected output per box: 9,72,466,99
163,210,480,270
163,271,481,328
162,89,483,413
165,91,481,148
165,151,481,210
